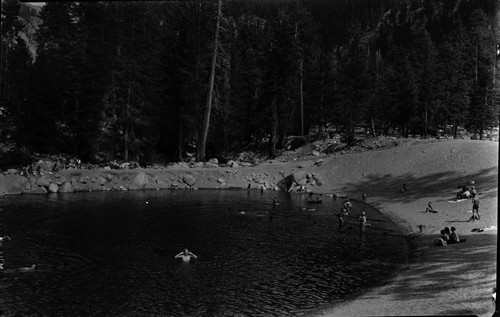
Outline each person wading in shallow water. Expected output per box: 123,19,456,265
175,249,198,263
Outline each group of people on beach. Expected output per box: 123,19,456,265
435,227,462,246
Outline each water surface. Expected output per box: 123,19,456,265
0,190,406,316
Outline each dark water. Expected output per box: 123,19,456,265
0,190,406,316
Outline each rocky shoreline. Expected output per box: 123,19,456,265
0,163,327,196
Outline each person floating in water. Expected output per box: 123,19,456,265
175,249,198,263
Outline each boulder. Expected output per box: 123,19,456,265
79,176,89,184
292,171,308,183
97,176,107,186
227,160,239,168
208,158,219,164
29,186,47,194
55,176,67,185
103,166,111,170
204,162,219,168
48,183,59,193
182,174,196,186
6,169,18,175
217,178,225,184
132,172,148,189
0,174,28,195
59,182,74,193
37,176,51,188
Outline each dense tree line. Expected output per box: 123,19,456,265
1,0,498,164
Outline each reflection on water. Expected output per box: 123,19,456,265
0,190,406,316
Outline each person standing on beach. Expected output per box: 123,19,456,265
470,196,480,221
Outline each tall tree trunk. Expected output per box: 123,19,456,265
475,40,479,86
198,0,222,162
453,120,458,139
299,55,304,136
319,66,325,133
124,84,131,162
371,116,377,137
424,98,428,138
269,98,278,157
177,127,183,162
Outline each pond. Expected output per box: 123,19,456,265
0,190,407,316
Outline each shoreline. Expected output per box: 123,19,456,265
313,192,497,317
0,139,497,316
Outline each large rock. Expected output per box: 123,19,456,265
59,182,74,193
227,160,239,168
132,172,148,189
204,162,219,168
37,176,51,188
28,186,48,194
48,183,59,193
97,176,107,186
0,174,28,195
292,171,308,183
182,174,196,186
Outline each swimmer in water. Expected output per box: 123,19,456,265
174,249,198,263
17,264,37,272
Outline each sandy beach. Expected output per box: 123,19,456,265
307,139,498,317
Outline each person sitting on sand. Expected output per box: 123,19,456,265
449,227,460,243
175,249,198,263
399,184,408,193
435,230,448,246
444,227,452,238
425,202,437,213
456,185,471,200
